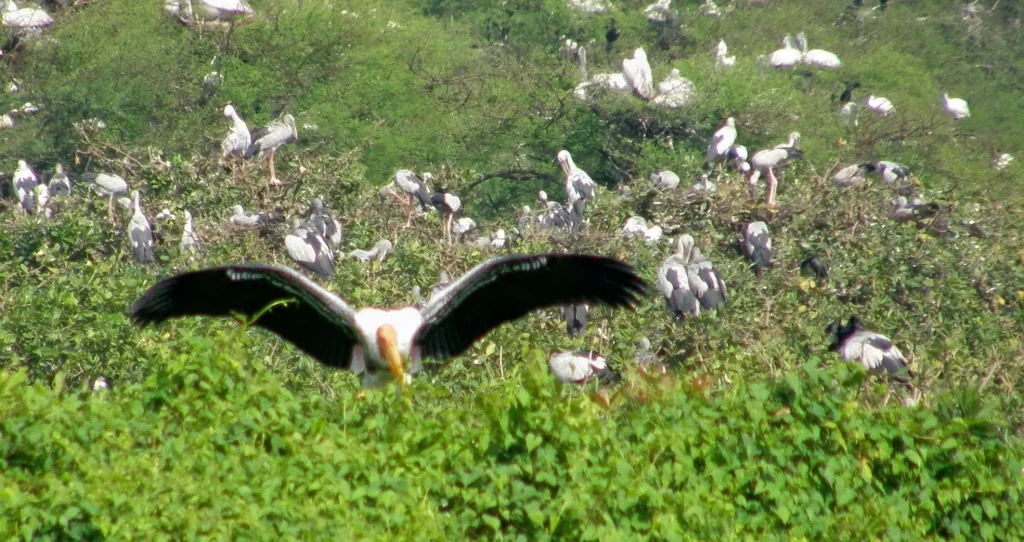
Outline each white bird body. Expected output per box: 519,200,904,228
864,95,894,117
13,159,37,215
942,92,970,120
622,48,654,100
839,102,859,128
769,35,801,69
715,39,735,68
650,169,680,189
2,0,53,31
994,153,1014,171
557,150,596,205
747,145,803,207
795,33,841,70
229,204,267,228
490,229,507,249
33,183,51,219
726,145,748,170
131,256,645,388
692,174,716,194
643,225,663,245
621,216,649,239
454,217,477,240
705,117,737,165
48,164,71,199
650,69,695,109
181,210,203,254
349,240,393,264
221,105,251,158
832,164,869,187
657,235,726,319
829,317,912,387
285,221,334,280
128,191,155,264
644,0,673,23
872,161,911,186
548,351,618,385
197,0,254,21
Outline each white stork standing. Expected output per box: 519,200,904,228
548,351,620,386
82,172,129,224
557,150,596,208
941,92,970,120
349,240,393,264
741,221,772,279
244,114,298,187
705,117,737,170
131,255,646,388
795,32,841,70
220,104,251,161
2,0,53,34
768,35,801,69
180,210,204,255
12,160,37,215
746,145,803,208
128,191,155,264
48,164,71,199
431,187,462,245
622,48,654,100
285,219,335,281
381,170,432,227
864,95,894,117
827,316,913,390
715,39,735,69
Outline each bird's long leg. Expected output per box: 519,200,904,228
267,151,281,188
766,169,778,208
107,196,115,224
447,213,455,244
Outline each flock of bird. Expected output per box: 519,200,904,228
6,0,1009,400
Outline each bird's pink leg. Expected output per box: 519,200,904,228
268,151,281,188
766,168,778,208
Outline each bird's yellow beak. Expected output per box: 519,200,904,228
376,325,406,386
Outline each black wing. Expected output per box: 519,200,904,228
130,264,360,369
416,254,646,361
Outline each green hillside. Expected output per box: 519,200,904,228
2,0,1023,538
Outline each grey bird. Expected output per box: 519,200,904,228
741,221,772,279
657,235,727,320
560,304,589,338
349,239,393,264
82,172,129,224
127,190,155,264
285,218,334,280
244,114,298,187
828,316,913,390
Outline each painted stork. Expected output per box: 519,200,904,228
12,159,37,215
48,163,71,199
2,0,53,33
82,172,129,223
941,92,970,120
244,114,298,187
548,351,620,386
560,304,589,338
705,117,737,169
827,316,913,390
349,240,393,264
657,235,727,320
795,32,841,70
221,104,250,160
869,161,911,186
692,174,716,194
650,69,695,109
768,35,801,69
131,254,646,388
742,221,772,279
832,163,870,187
431,187,462,245
716,39,735,68
622,48,654,100
864,95,894,117
557,150,596,207
285,219,334,281
128,191,155,264
180,210,204,255
304,198,343,246
650,169,680,189
229,204,270,228
746,145,803,208
381,170,432,227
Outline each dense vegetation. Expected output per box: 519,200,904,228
2,0,1023,538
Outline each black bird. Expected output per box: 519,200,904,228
605,18,619,52
130,255,647,388
827,316,913,390
800,256,829,285
304,198,343,247
560,304,589,338
839,81,861,105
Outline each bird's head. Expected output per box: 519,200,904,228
556,150,572,173
375,324,407,385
